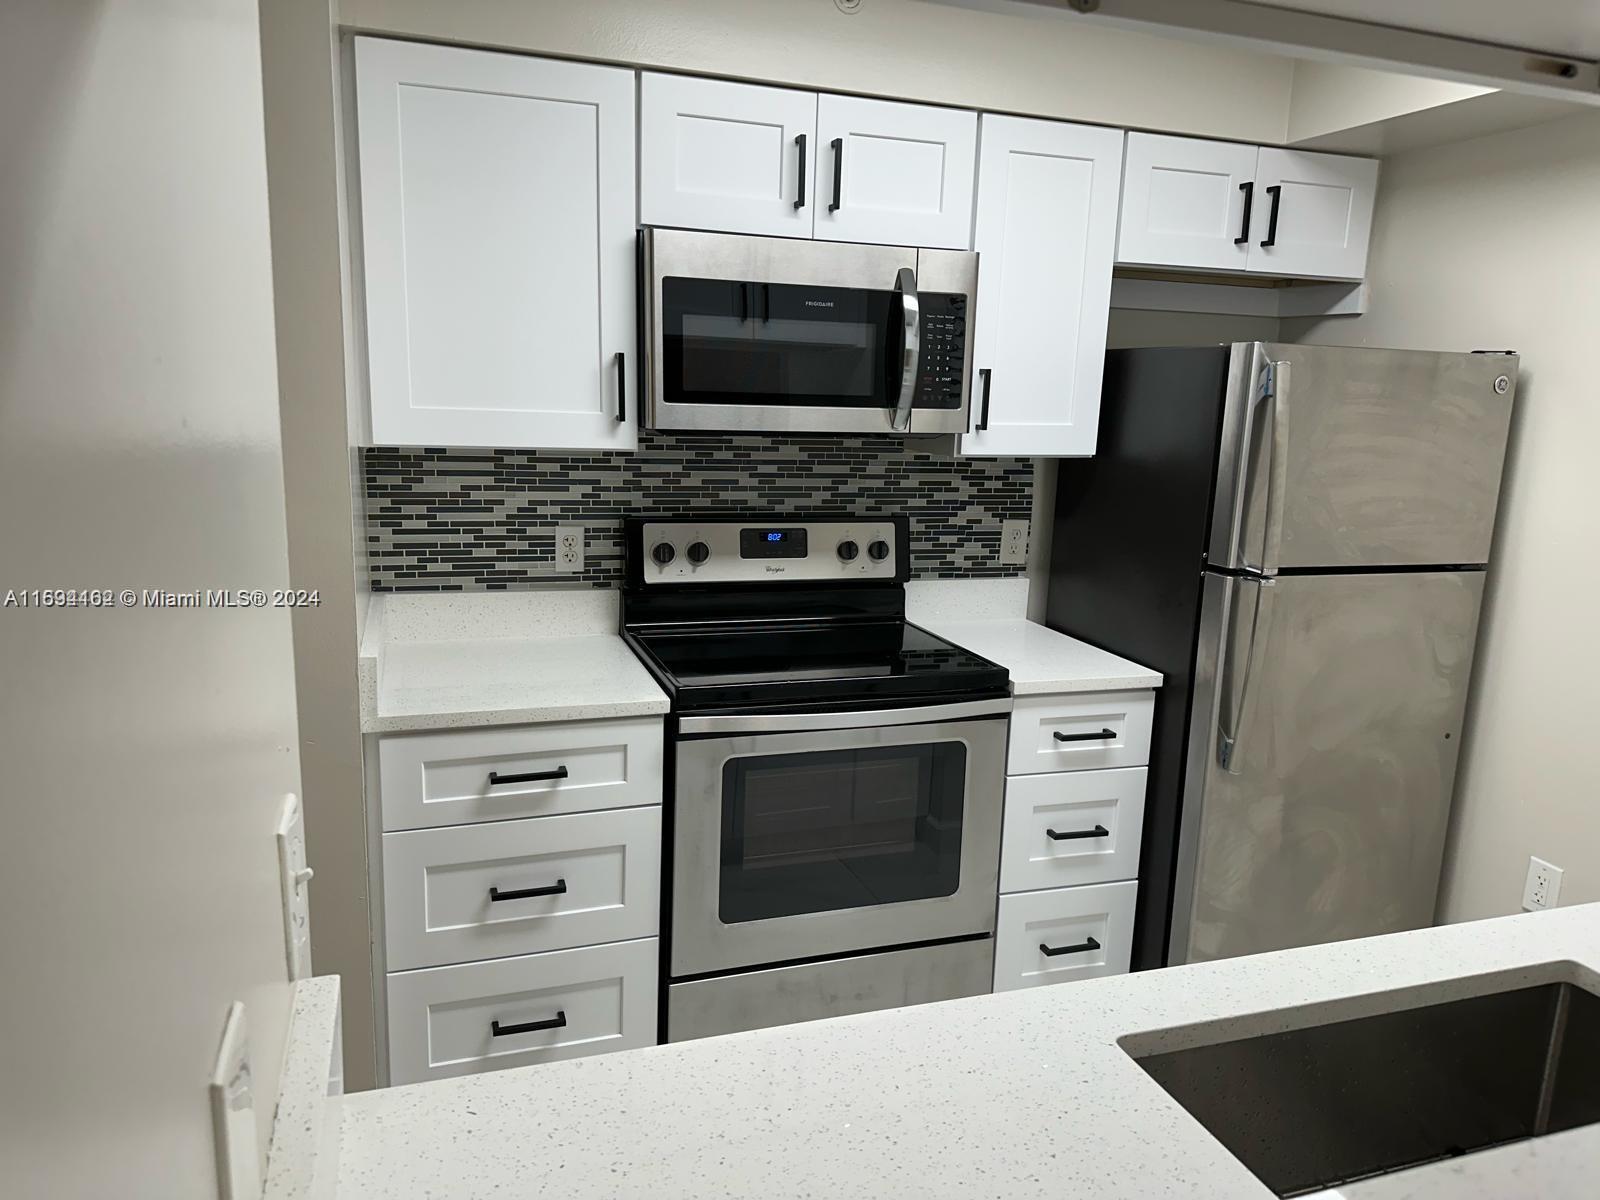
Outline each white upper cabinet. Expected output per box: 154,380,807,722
1248,147,1379,280
1116,134,1378,281
962,116,1123,458
638,74,817,238
812,95,977,250
1118,133,1257,273
354,38,637,450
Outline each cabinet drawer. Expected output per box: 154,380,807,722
1000,768,1146,893
1006,691,1153,775
992,881,1136,993
382,807,661,971
377,717,663,831
386,937,658,1085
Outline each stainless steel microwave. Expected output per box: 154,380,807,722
640,228,977,435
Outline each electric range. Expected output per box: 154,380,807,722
620,515,1012,1043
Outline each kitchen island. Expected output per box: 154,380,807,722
333,903,1600,1199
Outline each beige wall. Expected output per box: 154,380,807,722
1284,110,1600,921
0,1,303,1194
260,0,378,1091
340,0,1296,143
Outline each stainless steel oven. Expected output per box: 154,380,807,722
669,699,1008,980
640,228,977,435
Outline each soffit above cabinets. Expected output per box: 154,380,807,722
1240,0,1600,60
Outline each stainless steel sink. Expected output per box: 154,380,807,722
1127,976,1600,1197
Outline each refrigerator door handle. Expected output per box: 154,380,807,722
1239,358,1291,575
1216,575,1274,774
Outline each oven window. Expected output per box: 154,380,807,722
662,277,898,409
718,741,966,924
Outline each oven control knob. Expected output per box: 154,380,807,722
651,542,676,566
868,540,891,561
837,539,859,562
687,541,710,564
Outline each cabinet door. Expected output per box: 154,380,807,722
1247,148,1379,280
639,73,817,238
1118,133,1257,272
354,38,636,450
962,116,1123,457
813,95,976,250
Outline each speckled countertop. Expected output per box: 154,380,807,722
336,904,1600,1199
360,591,667,732
918,617,1162,694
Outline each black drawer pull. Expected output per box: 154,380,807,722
1053,728,1116,743
487,766,569,786
490,1010,567,1037
488,878,567,902
1040,937,1101,958
1046,824,1110,842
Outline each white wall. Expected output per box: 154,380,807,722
340,0,1296,143
1284,109,1600,921
260,0,379,1092
0,1,303,1194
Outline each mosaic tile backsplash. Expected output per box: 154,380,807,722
364,433,1033,591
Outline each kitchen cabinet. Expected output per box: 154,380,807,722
1118,133,1378,281
638,73,817,239
353,38,637,450
638,76,975,249
812,94,976,250
961,115,1123,458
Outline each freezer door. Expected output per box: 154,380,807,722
1212,344,1517,571
1171,569,1485,965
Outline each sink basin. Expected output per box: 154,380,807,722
1127,973,1600,1197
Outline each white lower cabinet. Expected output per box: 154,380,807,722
993,881,1137,992
1000,767,1146,893
387,938,659,1085
374,717,665,1084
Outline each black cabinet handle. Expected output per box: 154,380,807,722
1053,728,1116,743
1040,937,1101,958
975,367,992,432
793,133,807,210
488,878,567,903
828,137,843,213
1235,181,1254,245
1046,824,1110,842
1261,184,1282,248
487,766,569,786
738,281,748,323
614,351,626,423
490,1010,567,1037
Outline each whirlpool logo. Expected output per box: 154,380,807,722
764,565,787,574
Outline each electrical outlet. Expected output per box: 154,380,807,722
554,525,585,574
210,1002,261,1200
1522,856,1563,911
277,793,313,980
1000,519,1029,566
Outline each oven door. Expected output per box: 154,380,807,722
642,228,974,436
670,698,1008,978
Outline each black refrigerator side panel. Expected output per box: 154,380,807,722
1047,346,1231,970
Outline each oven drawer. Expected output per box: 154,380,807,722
386,938,658,1085
382,807,661,971
1006,691,1154,775
999,768,1146,893
377,717,664,831
992,881,1137,992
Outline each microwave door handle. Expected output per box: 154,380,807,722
891,266,919,432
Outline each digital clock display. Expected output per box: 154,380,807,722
739,527,807,560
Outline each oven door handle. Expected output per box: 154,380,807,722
890,265,920,432
676,696,1012,736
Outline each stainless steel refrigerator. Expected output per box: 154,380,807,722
1048,342,1517,968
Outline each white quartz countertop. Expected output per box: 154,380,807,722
360,592,667,732
335,904,1600,1199
918,616,1162,694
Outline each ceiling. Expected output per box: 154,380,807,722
1237,0,1600,59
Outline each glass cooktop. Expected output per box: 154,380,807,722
626,620,1010,712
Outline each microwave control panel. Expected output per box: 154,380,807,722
913,292,967,411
